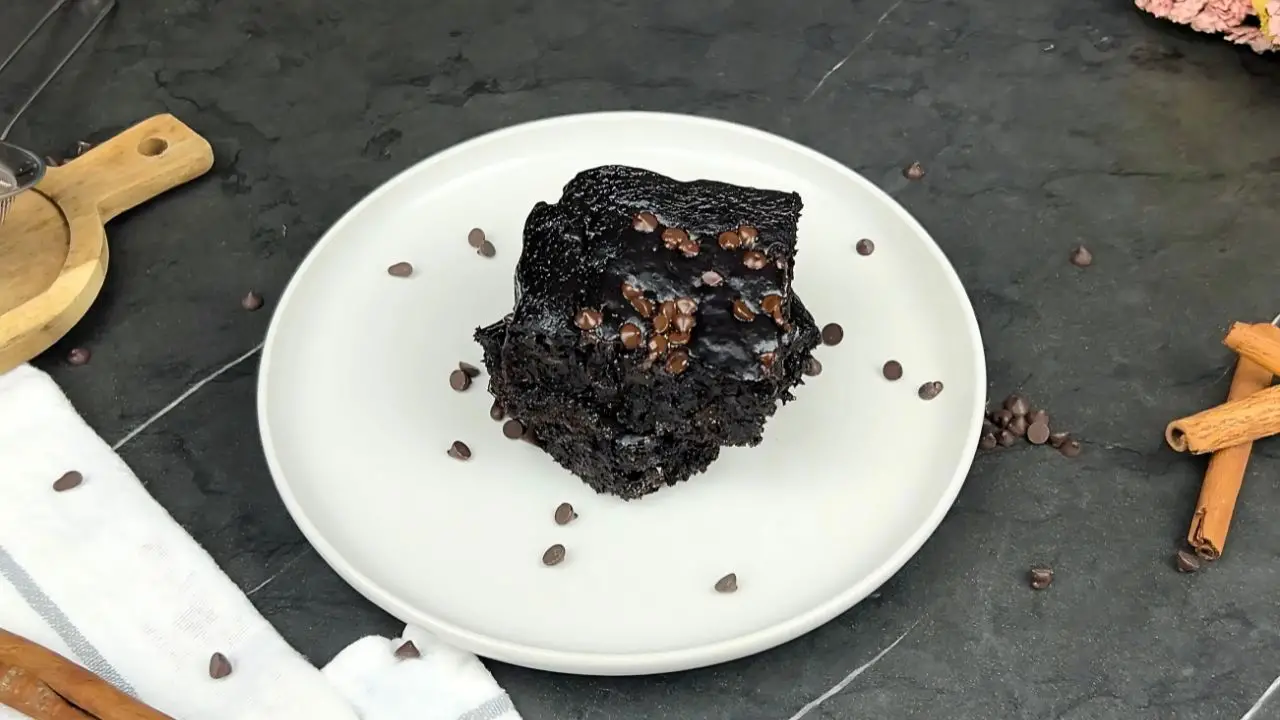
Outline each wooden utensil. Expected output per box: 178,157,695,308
0,114,214,374
0,628,172,719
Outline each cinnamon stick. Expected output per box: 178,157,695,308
1222,321,1280,376
0,629,172,720
1186,356,1273,559
1165,382,1280,453
0,661,93,719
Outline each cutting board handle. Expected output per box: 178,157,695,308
40,114,215,223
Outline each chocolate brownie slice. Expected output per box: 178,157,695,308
475,165,821,499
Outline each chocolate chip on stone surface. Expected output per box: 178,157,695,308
1059,439,1082,458
208,652,233,679
467,228,486,248
574,308,603,330
701,270,724,287
804,357,823,376
633,211,658,233
714,573,738,593
855,239,875,256
459,361,481,378
67,347,91,366
620,322,644,349
1028,409,1049,426
979,433,997,450
994,409,1014,427
903,161,926,180
503,419,526,439
1003,394,1030,416
489,400,505,421
882,360,903,380
998,430,1017,447
718,230,742,250
241,291,264,311
554,502,577,525
1048,431,1069,448
449,369,472,392
678,236,700,257
665,348,690,374
52,471,83,492
1008,414,1028,437
1175,549,1200,573
1027,421,1051,445
661,228,687,250
1069,245,1093,267
918,381,944,400
478,240,496,258
394,641,421,659
1029,567,1054,590
742,250,768,270
542,544,566,566
447,441,472,460
732,299,756,322
821,323,844,346
737,225,758,246
387,261,413,277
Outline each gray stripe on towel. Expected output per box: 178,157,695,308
459,693,517,720
0,543,137,696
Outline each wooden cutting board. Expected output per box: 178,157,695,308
0,114,214,374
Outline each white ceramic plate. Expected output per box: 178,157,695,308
258,112,985,675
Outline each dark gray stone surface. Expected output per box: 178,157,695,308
6,0,1280,717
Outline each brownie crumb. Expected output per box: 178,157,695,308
208,652,232,679
52,471,83,492
1029,567,1053,590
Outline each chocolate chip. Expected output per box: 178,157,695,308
855,239,875,256
667,329,691,346
759,352,776,371
903,161,925,180
621,282,643,301
394,641,421,659
1003,394,1030,416
675,297,697,315
998,430,1017,447
1008,414,1028,437
449,369,472,392
737,225,758,245
714,573,738,593
660,300,678,320
661,228,687,250
208,652,232,679
648,335,669,356
1029,567,1053,590
804,357,822,376
72,140,92,157
1028,409,1049,426
542,544,566,566
701,270,723,287
633,211,658,233
760,294,783,317
1027,421,1051,445
1058,439,1082,458
67,347,91,366
718,230,742,250
653,314,670,334
1175,549,1200,573
631,296,655,318
732,299,756,322
821,323,844,346
979,433,997,450
477,240,496,258
447,441,472,460
678,236,700,257
994,409,1014,427
554,502,577,525
674,314,695,334
387,261,413,277
882,360,903,380
489,400,505,421
918,381,944,400
459,361,481,378
1048,431,1069,448
467,228,486,248
574,308,603,330
502,419,525,439
665,348,689,374
1069,245,1092,267
241,291,264,311
620,322,644,349
742,250,768,270
52,471,83,492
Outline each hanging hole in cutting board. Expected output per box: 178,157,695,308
137,137,168,157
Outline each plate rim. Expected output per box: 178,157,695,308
257,110,986,675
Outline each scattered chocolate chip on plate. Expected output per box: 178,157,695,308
542,544,566,566
714,573,738,593
394,640,421,659
387,261,413,277
554,502,577,525
52,471,83,492
208,652,233,679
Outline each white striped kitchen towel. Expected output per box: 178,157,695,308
0,363,519,720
